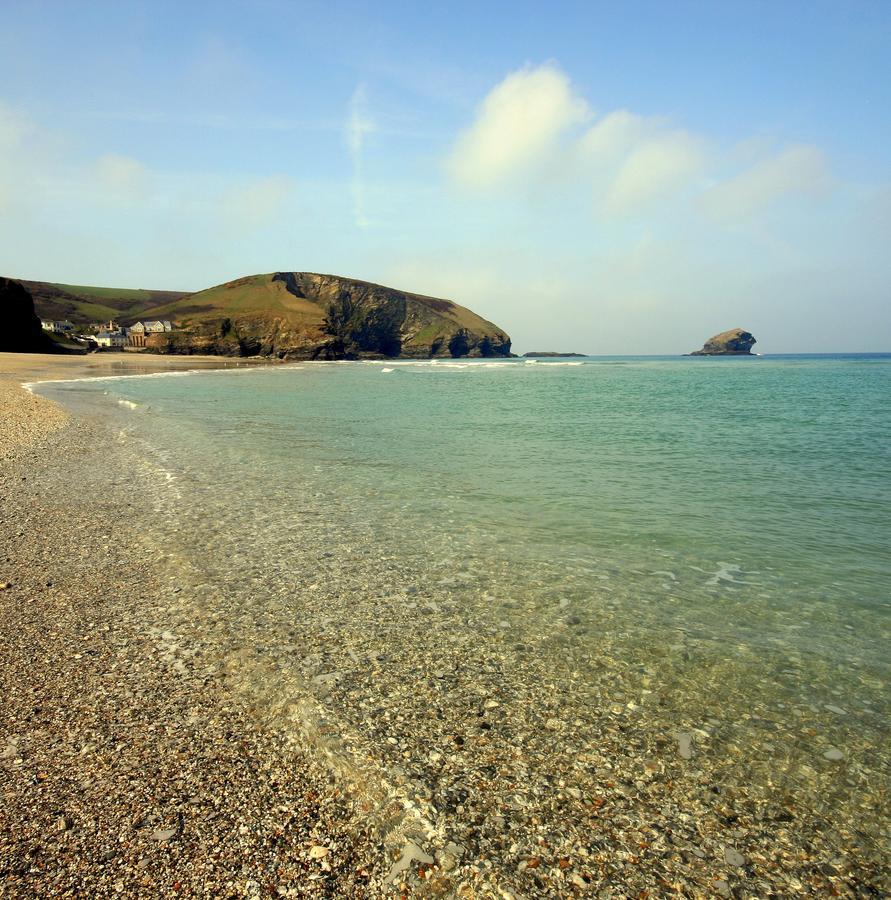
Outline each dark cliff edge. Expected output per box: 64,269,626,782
0,279,84,354
688,328,757,356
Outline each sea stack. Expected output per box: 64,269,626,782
689,328,756,356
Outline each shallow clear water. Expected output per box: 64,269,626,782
40,354,891,885
50,355,891,638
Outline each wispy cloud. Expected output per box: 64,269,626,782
96,153,153,201
700,145,829,220
221,174,296,230
346,84,375,228
0,101,31,152
603,130,705,215
576,110,659,167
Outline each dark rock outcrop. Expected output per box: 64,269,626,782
0,279,58,353
689,328,756,356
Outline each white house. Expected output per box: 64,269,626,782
41,320,75,333
94,331,127,348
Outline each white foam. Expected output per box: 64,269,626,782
381,367,394,373
117,399,139,410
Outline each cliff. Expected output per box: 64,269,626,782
139,272,512,360
689,328,756,356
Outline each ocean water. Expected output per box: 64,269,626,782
39,354,891,888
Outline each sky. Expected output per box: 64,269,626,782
1,0,889,353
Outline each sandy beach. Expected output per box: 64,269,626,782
0,350,278,384
0,354,386,897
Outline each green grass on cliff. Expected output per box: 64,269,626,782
139,274,321,324
21,279,191,325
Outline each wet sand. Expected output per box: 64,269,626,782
0,350,276,384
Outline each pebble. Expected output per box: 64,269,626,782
823,747,844,761
386,840,434,883
723,846,746,867
151,826,179,842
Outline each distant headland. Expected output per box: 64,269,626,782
522,351,586,358
688,328,757,356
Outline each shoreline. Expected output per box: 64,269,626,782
0,351,281,388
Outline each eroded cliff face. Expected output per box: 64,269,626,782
689,328,757,356
145,272,512,359
145,316,319,358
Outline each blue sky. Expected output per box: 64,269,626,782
1,0,889,352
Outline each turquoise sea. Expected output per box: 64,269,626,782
39,354,891,889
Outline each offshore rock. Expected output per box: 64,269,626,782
689,328,756,356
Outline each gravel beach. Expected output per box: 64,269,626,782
0,361,387,897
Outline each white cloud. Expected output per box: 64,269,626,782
603,131,706,215
577,109,657,166
701,145,829,220
347,84,375,228
447,63,590,188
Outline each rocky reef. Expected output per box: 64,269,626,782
689,328,757,356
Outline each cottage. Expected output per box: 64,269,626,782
94,330,127,349
128,321,147,347
41,320,75,333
